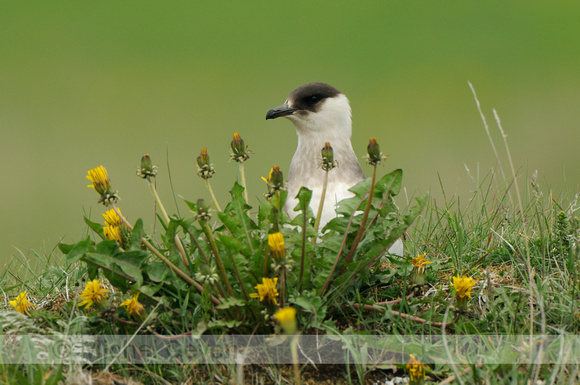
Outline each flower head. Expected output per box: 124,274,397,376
103,225,123,244
268,232,286,262
250,277,279,305
453,275,476,299
197,147,215,179
10,291,33,315
102,208,124,227
406,354,427,384
230,133,251,163
86,165,119,205
120,293,146,321
453,275,477,311
137,154,158,179
274,306,297,334
78,279,109,309
410,253,432,284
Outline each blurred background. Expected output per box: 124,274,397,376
1,2,579,269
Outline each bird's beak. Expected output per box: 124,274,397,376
266,103,298,120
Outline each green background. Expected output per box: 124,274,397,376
1,2,579,269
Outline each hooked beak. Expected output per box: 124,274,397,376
266,103,298,120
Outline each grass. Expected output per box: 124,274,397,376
1,123,579,384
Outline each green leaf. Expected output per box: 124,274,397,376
216,296,245,310
145,261,171,283
294,186,313,212
85,249,144,286
217,234,246,253
84,216,104,238
63,237,93,264
130,218,145,250
374,169,403,197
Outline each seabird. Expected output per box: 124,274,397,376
266,82,403,256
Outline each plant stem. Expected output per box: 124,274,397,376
339,165,377,275
148,179,189,266
201,220,234,296
318,199,365,297
279,267,286,308
206,179,222,212
111,203,220,305
312,169,329,238
239,162,249,205
298,194,308,291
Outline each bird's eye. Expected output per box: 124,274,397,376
310,95,319,103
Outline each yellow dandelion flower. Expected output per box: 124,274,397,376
10,291,33,315
411,253,432,271
250,277,279,305
78,279,109,309
268,232,286,261
453,275,477,311
102,208,123,227
406,354,427,384
103,225,123,244
274,306,297,334
453,275,476,299
86,166,112,195
120,293,146,320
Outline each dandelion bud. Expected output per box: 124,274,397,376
320,142,338,171
137,154,158,179
230,133,251,162
196,198,211,220
197,147,216,179
367,138,382,165
270,166,284,189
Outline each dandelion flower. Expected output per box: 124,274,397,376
406,354,427,384
103,225,123,244
274,306,297,334
87,166,112,195
453,275,476,299
10,291,33,315
250,277,279,305
102,208,124,227
453,275,477,311
86,165,118,205
268,232,286,261
120,293,146,321
78,279,109,309
410,253,432,284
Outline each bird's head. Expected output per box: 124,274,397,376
266,82,352,138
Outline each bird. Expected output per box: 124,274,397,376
266,82,403,256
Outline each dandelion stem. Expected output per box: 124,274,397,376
111,203,219,305
148,179,188,266
312,169,329,239
279,267,286,308
239,162,249,205
200,220,234,296
205,179,222,212
339,164,377,275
